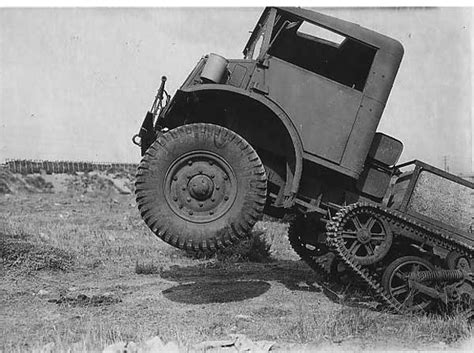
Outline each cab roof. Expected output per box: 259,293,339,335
245,7,404,60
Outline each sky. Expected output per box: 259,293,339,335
0,7,472,174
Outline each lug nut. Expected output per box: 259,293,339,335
216,185,220,190
211,198,215,202
187,197,191,202
199,170,203,174
189,210,193,215
178,204,183,209
199,203,203,207
210,210,214,215
173,175,178,181
187,160,193,166
224,196,229,201
223,175,228,180
173,196,178,201
182,186,186,191
209,161,213,165
210,174,215,178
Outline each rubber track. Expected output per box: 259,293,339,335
287,218,334,278
326,202,474,314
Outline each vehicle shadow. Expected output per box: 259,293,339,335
160,259,322,304
162,280,271,304
160,259,380,309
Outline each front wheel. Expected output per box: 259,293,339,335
135,123,267,252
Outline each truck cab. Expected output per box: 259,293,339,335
242,7,404,178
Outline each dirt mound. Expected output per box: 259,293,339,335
0,168,54,194
65,170,135,195
0,167,135,195
48,292,121,307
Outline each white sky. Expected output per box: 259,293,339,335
0,7,472,174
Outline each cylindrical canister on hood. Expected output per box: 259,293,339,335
200,53,228,83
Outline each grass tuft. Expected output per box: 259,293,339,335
135,260,163,275
0,233,74,271
216,233,272,263
189,231,272,263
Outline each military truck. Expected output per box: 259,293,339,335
133,7,473,314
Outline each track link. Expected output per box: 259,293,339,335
287,216,362,303
326,202,473,314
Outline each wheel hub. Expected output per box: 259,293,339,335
357,229,371,244
164,151,237,223
339,210,393,266
188,175,214,201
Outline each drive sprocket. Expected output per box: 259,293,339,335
287,214,335,278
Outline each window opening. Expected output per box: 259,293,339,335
268,19,377,91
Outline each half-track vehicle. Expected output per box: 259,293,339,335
133,7,473,315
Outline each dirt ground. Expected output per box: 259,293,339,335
0,171,473,352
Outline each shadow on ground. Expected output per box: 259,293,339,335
160,259,379,309
162,280,271,304
160,260,326,305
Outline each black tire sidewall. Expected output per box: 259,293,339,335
136,123,266,249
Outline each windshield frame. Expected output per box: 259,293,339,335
243,8,277,61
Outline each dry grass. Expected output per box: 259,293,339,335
4,316,150,353
0,234,74,272
279,304,472,346
134,259,163,275
0,190,472,352
0,193,189,271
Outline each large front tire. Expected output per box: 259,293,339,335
135,123,267,252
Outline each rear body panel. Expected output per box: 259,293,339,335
391,161,473,247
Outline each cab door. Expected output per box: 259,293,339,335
265,56,363,165
260,19,377,170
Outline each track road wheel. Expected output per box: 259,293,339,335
382,256,435,312
135,123,267,252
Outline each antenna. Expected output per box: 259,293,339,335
443,156,450,172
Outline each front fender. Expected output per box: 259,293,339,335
180,84,303,202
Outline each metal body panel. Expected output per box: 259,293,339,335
394,160,473,245
340,96,384,173
302,152,358,179
181,58,206,88
227,60,256,89
364,50,403,104
368,133,403,166
356,167,392,199
266,56,363,165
